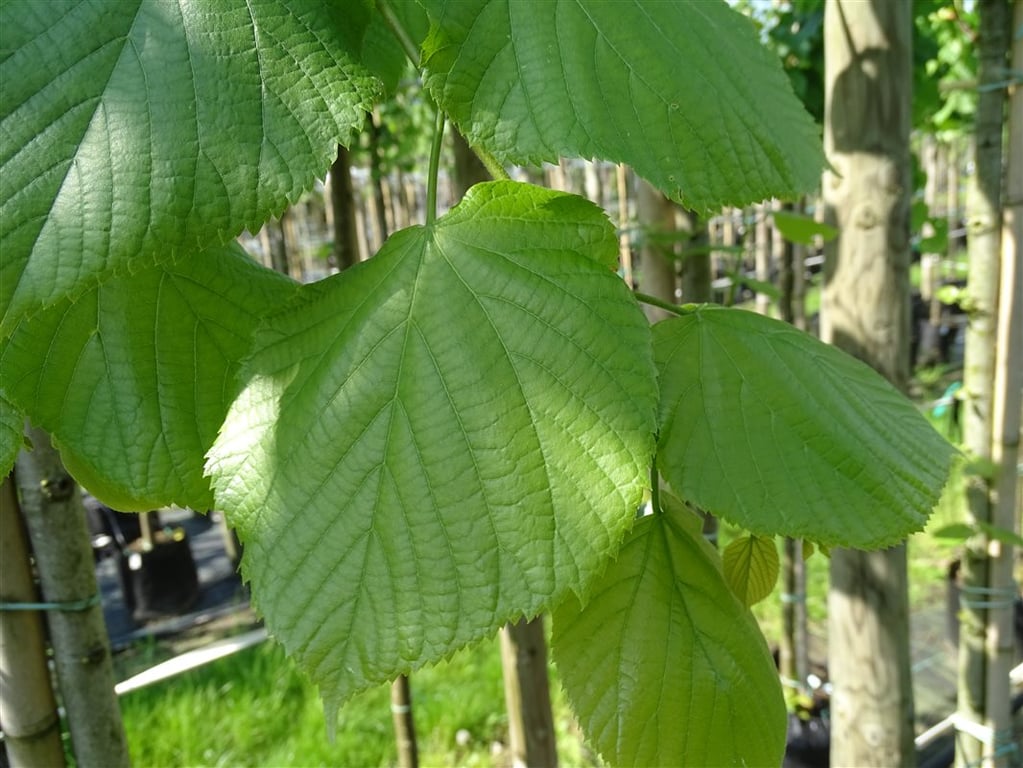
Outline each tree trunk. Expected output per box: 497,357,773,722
0,473,67,767
636,179,678,323
390,673,419,768
754,202,772,315
259,216,290,277
821,2,916,765
616,165,635,289
678,208,711,304
13,427,130,767
956,1,1012,765
778,537,809,699
500,617,558,768
331,144,361,270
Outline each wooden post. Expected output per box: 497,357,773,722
0,474,67,767
14,427,130,767
956,1,1012,765
822,2,916,764
500,617,558,768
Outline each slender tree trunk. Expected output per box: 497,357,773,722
616,165,635,289
500,617,558,768
755,202,772,315
0,473,67,767
636,179,678,323
776,200,810,699
956,2,1012,765
678,208,711,304
331,145,361,270
821,2,916,765
450,127,559,767
390,674,419,768
14,427,130,767
779,537,809,699
259,216,290,277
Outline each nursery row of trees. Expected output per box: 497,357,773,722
0,1,1019,767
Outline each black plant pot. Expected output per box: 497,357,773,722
118,528,200,623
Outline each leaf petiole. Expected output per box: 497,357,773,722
633,292,701,317
426,108,445,225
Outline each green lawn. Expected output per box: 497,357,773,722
120,625,597,767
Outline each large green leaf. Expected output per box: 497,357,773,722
654,307,956,547
206,181,657,719
0,245,296,511
552,512,786,767
0,0,378,334
420,0,824,213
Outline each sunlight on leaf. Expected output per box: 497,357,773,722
552,512,786,767
0,0,378,334
654,306,956,547
723,534,780,607
421,0,824,212
206,181,656,721
0,245,296,510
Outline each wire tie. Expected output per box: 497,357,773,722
0,594,101,612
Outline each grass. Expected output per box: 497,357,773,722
120,626,596,767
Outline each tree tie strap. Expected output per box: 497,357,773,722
0,594,101,612
958,583,1019,610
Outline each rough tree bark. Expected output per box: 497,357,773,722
957,1,1017,764
956,1,1013,765
13,427,130,767
821,2,916,765
0,473,67,767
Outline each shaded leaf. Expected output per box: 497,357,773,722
361,0,430,94
421,0,824,213
0,245,296,510
206,181,657,720
0,0,378,333
654,306,956,547
772,210,838,244
552,512,785,767
932,523,975,541
0,395,24,478
722,534,779,607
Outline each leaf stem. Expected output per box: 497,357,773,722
377,0,421,66
633,292,701,317
426,108,445,225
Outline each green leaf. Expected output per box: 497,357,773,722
976,521,1023,549
0,395,24,478
0,0,379,334
421,0,825,213
723,534,780,607
0,245,296,511
206,181,657,719
654,306,956,547
361,1,430,94
552,512,786,767
772,210,838,245
932,523,974,541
